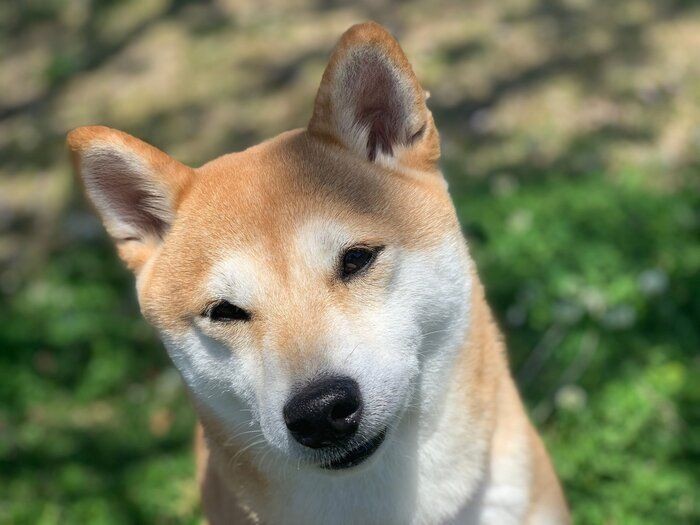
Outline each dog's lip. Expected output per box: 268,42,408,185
321,428,387,470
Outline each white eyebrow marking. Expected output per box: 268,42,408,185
293,217,357,278
205,217,370,310
206,250,266,309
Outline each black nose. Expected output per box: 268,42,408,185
283,376,362,448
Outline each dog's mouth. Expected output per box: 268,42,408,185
321,428,387,470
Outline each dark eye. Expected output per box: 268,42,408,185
207,301,251,322
341,246,382,279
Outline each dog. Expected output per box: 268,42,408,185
67,21,569,525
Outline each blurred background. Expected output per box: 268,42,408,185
1,0,699,523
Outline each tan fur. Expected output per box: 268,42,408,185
196,420,262,524
69,22,568,524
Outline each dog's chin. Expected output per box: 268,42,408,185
319,428,388,471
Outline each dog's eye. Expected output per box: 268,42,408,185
207,301,251,322
341,246,381,279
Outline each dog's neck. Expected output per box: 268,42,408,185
196,276,509,524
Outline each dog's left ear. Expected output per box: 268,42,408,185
308,22,440,171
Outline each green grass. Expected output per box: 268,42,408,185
452,169,700,523
1,169,698,524
0,234,199,524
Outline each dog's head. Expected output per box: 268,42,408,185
68,23,471,473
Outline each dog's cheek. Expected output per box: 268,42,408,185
351,239,470,421
159,329,260,428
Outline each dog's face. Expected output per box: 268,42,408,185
68,23,471,473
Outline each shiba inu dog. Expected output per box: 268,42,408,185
67,22,569,525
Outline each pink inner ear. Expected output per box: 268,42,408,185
343,50,415,161
84,149,170,240
362,107,395,161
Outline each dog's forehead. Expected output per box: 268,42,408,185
191,130,389,225
175,129,450,253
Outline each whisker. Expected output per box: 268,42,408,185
231,438,267,466
342,343,361,365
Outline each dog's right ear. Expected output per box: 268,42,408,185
67,126,193,273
